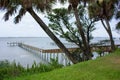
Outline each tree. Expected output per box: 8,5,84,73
66,0,95,60
88,0,118,51
47,6,96,61
115,4,120,32
0,0,79,64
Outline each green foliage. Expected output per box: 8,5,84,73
47,6,95,47
0,60,25,80
0,60,10,68
49,57,63,69
116,22,120,31
96,48,103,57
47,6,96,62
115,11,120,20
89,0,117,21
0,59,63,80
5,49,120,80
71,49,83,62
27,63,52,74
48,8,82,47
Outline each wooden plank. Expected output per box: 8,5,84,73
18,43,120,53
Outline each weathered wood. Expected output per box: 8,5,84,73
18,43,120,53
18,43,43,52
17,42,120,66
18,43,73,65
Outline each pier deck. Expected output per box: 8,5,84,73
8,42,120,53
7,42,20,46
8,42,120,65
18,43,120,53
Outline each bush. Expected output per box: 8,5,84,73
0,59,63,80
0,60,10,68
49,57,63,69
0,60,26,80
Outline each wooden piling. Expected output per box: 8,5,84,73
18,42,120,66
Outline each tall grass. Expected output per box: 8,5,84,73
5,49,120,80
0,58,63,80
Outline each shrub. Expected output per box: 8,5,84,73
0,59,63,80
0,60,10,68
49,57,63,69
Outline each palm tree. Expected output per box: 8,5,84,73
47,7,96,61
68,0,93,60
88,0,118,51
58,0,93,60
0,0,78,64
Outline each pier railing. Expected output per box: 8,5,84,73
18,43,72,66
7,42,120,65
7,42,20,46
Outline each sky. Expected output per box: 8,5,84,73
0,3,120,38
0,11,48,37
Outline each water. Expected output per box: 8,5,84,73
0,37,120,67
0,37,74,67
0,37,54,67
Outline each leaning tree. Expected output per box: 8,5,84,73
60,0,94,60
0,0,79,64
47,6,96,61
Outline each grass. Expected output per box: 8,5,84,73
6,49,120,80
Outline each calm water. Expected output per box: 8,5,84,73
0,37,54,67
0,37,73,67
0,37,120,67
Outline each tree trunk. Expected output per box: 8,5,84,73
87,26,90,45
101,19,115,51
105,18,115,51
27,8,78,64
73,8,92,60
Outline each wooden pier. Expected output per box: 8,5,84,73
7,42,19,46
18,43,72,65
7,42,120,65
91,44,120,52
42,44,120,53
18,43,120,53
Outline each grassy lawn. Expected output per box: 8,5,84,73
6,49,120,80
